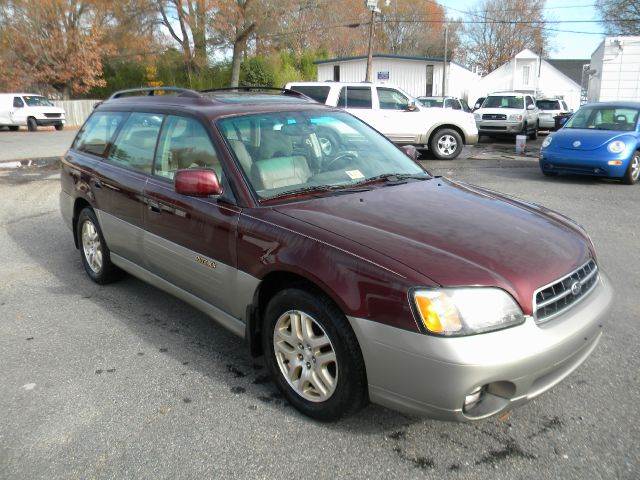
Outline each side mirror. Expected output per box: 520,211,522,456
406,101,417,112
527,104,536,110
175,169,222,197
400,145,420,161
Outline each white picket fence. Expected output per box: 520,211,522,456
52,100,101,127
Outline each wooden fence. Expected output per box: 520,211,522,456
52,100,101,126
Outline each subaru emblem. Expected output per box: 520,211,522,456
570,280,582,296
573,140,581,148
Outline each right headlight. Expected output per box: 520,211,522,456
508,114,523,121
413,288,525,336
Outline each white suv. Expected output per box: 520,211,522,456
536,98,571,130
286,82,478,160
474,92,539,139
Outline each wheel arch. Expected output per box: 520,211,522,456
72,197,93,248
245,269,350,358
426,124,466,146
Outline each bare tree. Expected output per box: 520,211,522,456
463,0,548,74
597,0,640,35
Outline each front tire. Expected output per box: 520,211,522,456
262,288,368,421
27,117,37,132
430,128,463,160
622,152,639,185
528,121,539,140
8,125,19,131
76,208,123,284
54,124,64,131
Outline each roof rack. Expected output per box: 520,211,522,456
200,86,312,101
108,87,202,100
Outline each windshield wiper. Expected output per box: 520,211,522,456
353,173,430,187
264,183,372,201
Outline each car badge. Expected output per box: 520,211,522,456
570,280,582,296
572,140,581,148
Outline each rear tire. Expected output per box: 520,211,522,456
8,125,19,131
27,117,37,132
622,152,639,185
430,128,463,160
262,288,368,421
54,124,64,131
76,208,123,284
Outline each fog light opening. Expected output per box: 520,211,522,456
463,386,486,412
607,160,623,166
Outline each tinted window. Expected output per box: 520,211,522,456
13,97,24,108
460,99,471,112
154,116,223,180
337,87,372,109
419,97,443,108
289,85,331,103
378,88,409,110
108,112,163,173
526,96,534,107
565,106,639,132
73,112,127,157
537,100,561,110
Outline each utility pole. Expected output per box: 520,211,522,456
441,23,448,96
365,8,376,82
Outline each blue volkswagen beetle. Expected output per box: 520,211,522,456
539,102,640,185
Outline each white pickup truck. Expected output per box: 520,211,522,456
286,82,478,159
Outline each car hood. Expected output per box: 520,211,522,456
476,108,523,116
551,128,635,151
274,178,592,314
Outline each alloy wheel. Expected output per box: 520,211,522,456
631,155,640,182
272,310,338,402
437,134,458,156
81,220,103,273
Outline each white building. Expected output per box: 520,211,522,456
470,49,584,111
315,54,480,101
588,36,640,102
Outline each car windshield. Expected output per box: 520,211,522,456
537,100,561,110
483,96,524,109
218,110,428,201
23,95,54,107
419,98,444,108
564,106,639,132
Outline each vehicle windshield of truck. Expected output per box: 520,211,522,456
483,96,524,109
564,106,639,132
218,110,429,201
537,100,561,110
23,96,54,107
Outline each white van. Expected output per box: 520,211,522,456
0,93,66,131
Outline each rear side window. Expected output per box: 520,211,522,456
154,116,223,181
108,112,163,174
337,87,372,109
13,97,24,108
289,85,331,103
73,112,127,157
526,96,534,107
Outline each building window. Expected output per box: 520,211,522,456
333,65,340,82
522,65,530,86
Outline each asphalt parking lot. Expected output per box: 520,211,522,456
0,133,638,479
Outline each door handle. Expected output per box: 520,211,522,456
92,179,102,189
147,199,161,213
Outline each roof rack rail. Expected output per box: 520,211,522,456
108,87,202,100
200,86,312,101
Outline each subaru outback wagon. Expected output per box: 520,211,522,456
60,87,612,421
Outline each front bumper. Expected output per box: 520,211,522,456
539,150,629,178
348,273,612,421
36,118,65,126
477,120,524,135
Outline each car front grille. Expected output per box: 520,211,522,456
44,113,61,118
482,114,507,120
534,259,599,324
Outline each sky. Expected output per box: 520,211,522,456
440,0,605,59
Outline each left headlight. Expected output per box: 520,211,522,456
607,140,626,154
413,288,525,336
474,113,482,121
542,136,553,148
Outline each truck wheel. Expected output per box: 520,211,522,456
430,128,463,160
262,288,368,421
55,124,64,131
528,122,539,140
8,126,19,131
27,117,38,132
622,152,639,185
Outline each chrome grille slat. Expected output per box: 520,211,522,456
533,260,599,324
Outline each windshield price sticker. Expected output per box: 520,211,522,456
345,169,365,180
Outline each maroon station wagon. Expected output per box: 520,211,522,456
60,87,612,421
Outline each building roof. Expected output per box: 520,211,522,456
545,59,589,86
314,53,448,65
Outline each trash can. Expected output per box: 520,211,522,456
554,112,573,130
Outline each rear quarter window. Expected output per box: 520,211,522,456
337,87,372,109
289,85,331,103
73,112,127,157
